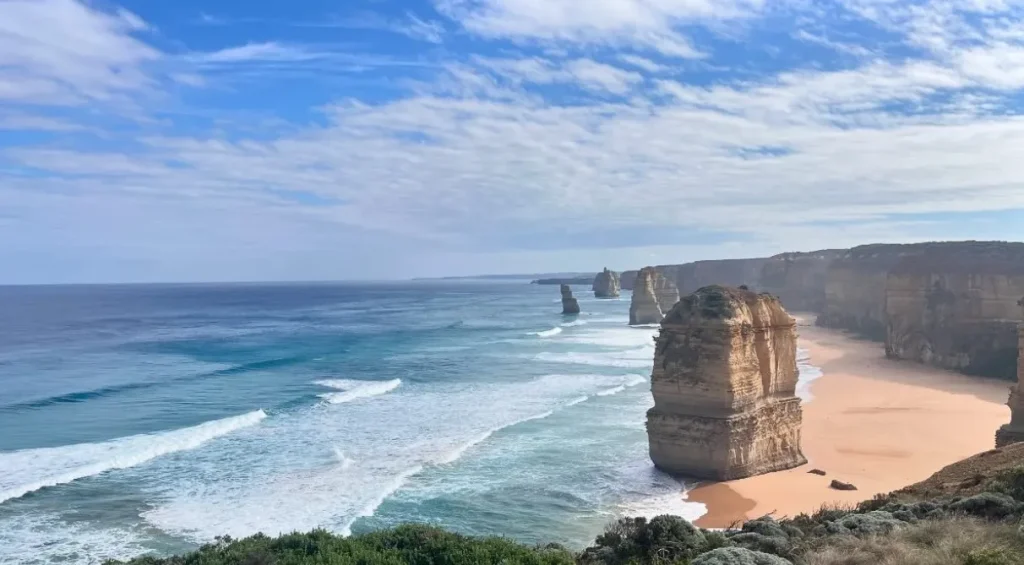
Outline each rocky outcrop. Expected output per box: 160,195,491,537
560,284,580,315
885,242,1024,379
816,244,929,340
646,286,807,480
759,250,846,313
996,321,1024,447
593,268,621,298
630,267,681,325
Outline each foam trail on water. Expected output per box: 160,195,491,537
436,409,558,466
597,375,647,397
316,379,402,404
795,348,823,402
559,320,587,327
534,347,654,369
0,409,267,504
333,448,355,471
339,465,424,536
534,327,563,337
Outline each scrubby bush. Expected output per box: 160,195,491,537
819,511,909,537
691,547,792,565
985,466,1024,501
580,514,716,564
949,492,1023,520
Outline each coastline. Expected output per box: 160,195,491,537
685,315,1012,527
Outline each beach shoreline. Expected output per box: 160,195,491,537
685,315,1012,528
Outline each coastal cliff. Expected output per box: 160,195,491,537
758,250,845,313
816,244,924,339
996,323,1024,447
629,267,678,325
560,284,580,315
620,270,638,291
674,259,768,294
646,286,806,480
884,241,1024,379
592,268,621,298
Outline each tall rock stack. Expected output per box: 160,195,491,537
593,268,621,298
560,284,580,315
996,316,1024,447
630,268,664,325
630,267,681,325
646,286,807,480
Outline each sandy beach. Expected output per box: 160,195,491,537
687,316,1013,528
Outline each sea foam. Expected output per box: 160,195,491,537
315,379,402,404
534,327,563,337
0,409,266,505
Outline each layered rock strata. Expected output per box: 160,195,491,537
646,286,807,480
884,242,1024,379
995,321,1024,447
758,250,846,313
560,284,580,315
816,244,917,339
593,268,621,298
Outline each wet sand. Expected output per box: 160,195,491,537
687,316,1012,527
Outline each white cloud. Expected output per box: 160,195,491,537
326,11,446,43
187,42,326,64
434,0,762,57
618,54,667,72
0,0,159,104
471,56,644,94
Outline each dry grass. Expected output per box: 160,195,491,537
798,517,1024,565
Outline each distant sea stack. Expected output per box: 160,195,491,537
646,286,806,480
996,319,1024,447
560,284,580,315
620,270,639,291
884,241,1024,379
758,250,845,313
593,268,621,298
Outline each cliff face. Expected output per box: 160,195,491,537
884,242,1024,379
593,268,621,298
674,259,769,295
646,286,806,480
620,270,638,291
629,267,678,325
560,284,580,315
758,250,845,313
996,324,1024,447
816,244,925,339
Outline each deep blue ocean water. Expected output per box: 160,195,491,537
0,281,714,564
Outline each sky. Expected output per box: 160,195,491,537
3,0,1024,283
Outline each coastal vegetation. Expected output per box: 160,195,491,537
108,458,1024,565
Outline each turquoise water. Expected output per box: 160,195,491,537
0,282,710,563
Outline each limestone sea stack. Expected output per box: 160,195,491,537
646,286,807,480
629,267,680,325
593,268,621,298
995,319,1024,447
560,284,580,315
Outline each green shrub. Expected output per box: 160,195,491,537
691,547,792,565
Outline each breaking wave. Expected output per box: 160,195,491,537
315,379,402,404
0,409,267,504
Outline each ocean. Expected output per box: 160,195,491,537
0,281,820,564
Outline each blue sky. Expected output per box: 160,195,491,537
3,0,1024,283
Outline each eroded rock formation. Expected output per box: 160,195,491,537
560,284,580,315
884,242,1024,379
593,268,621,298
995,318,1024,447
646,286,807,480
759,250,845,313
